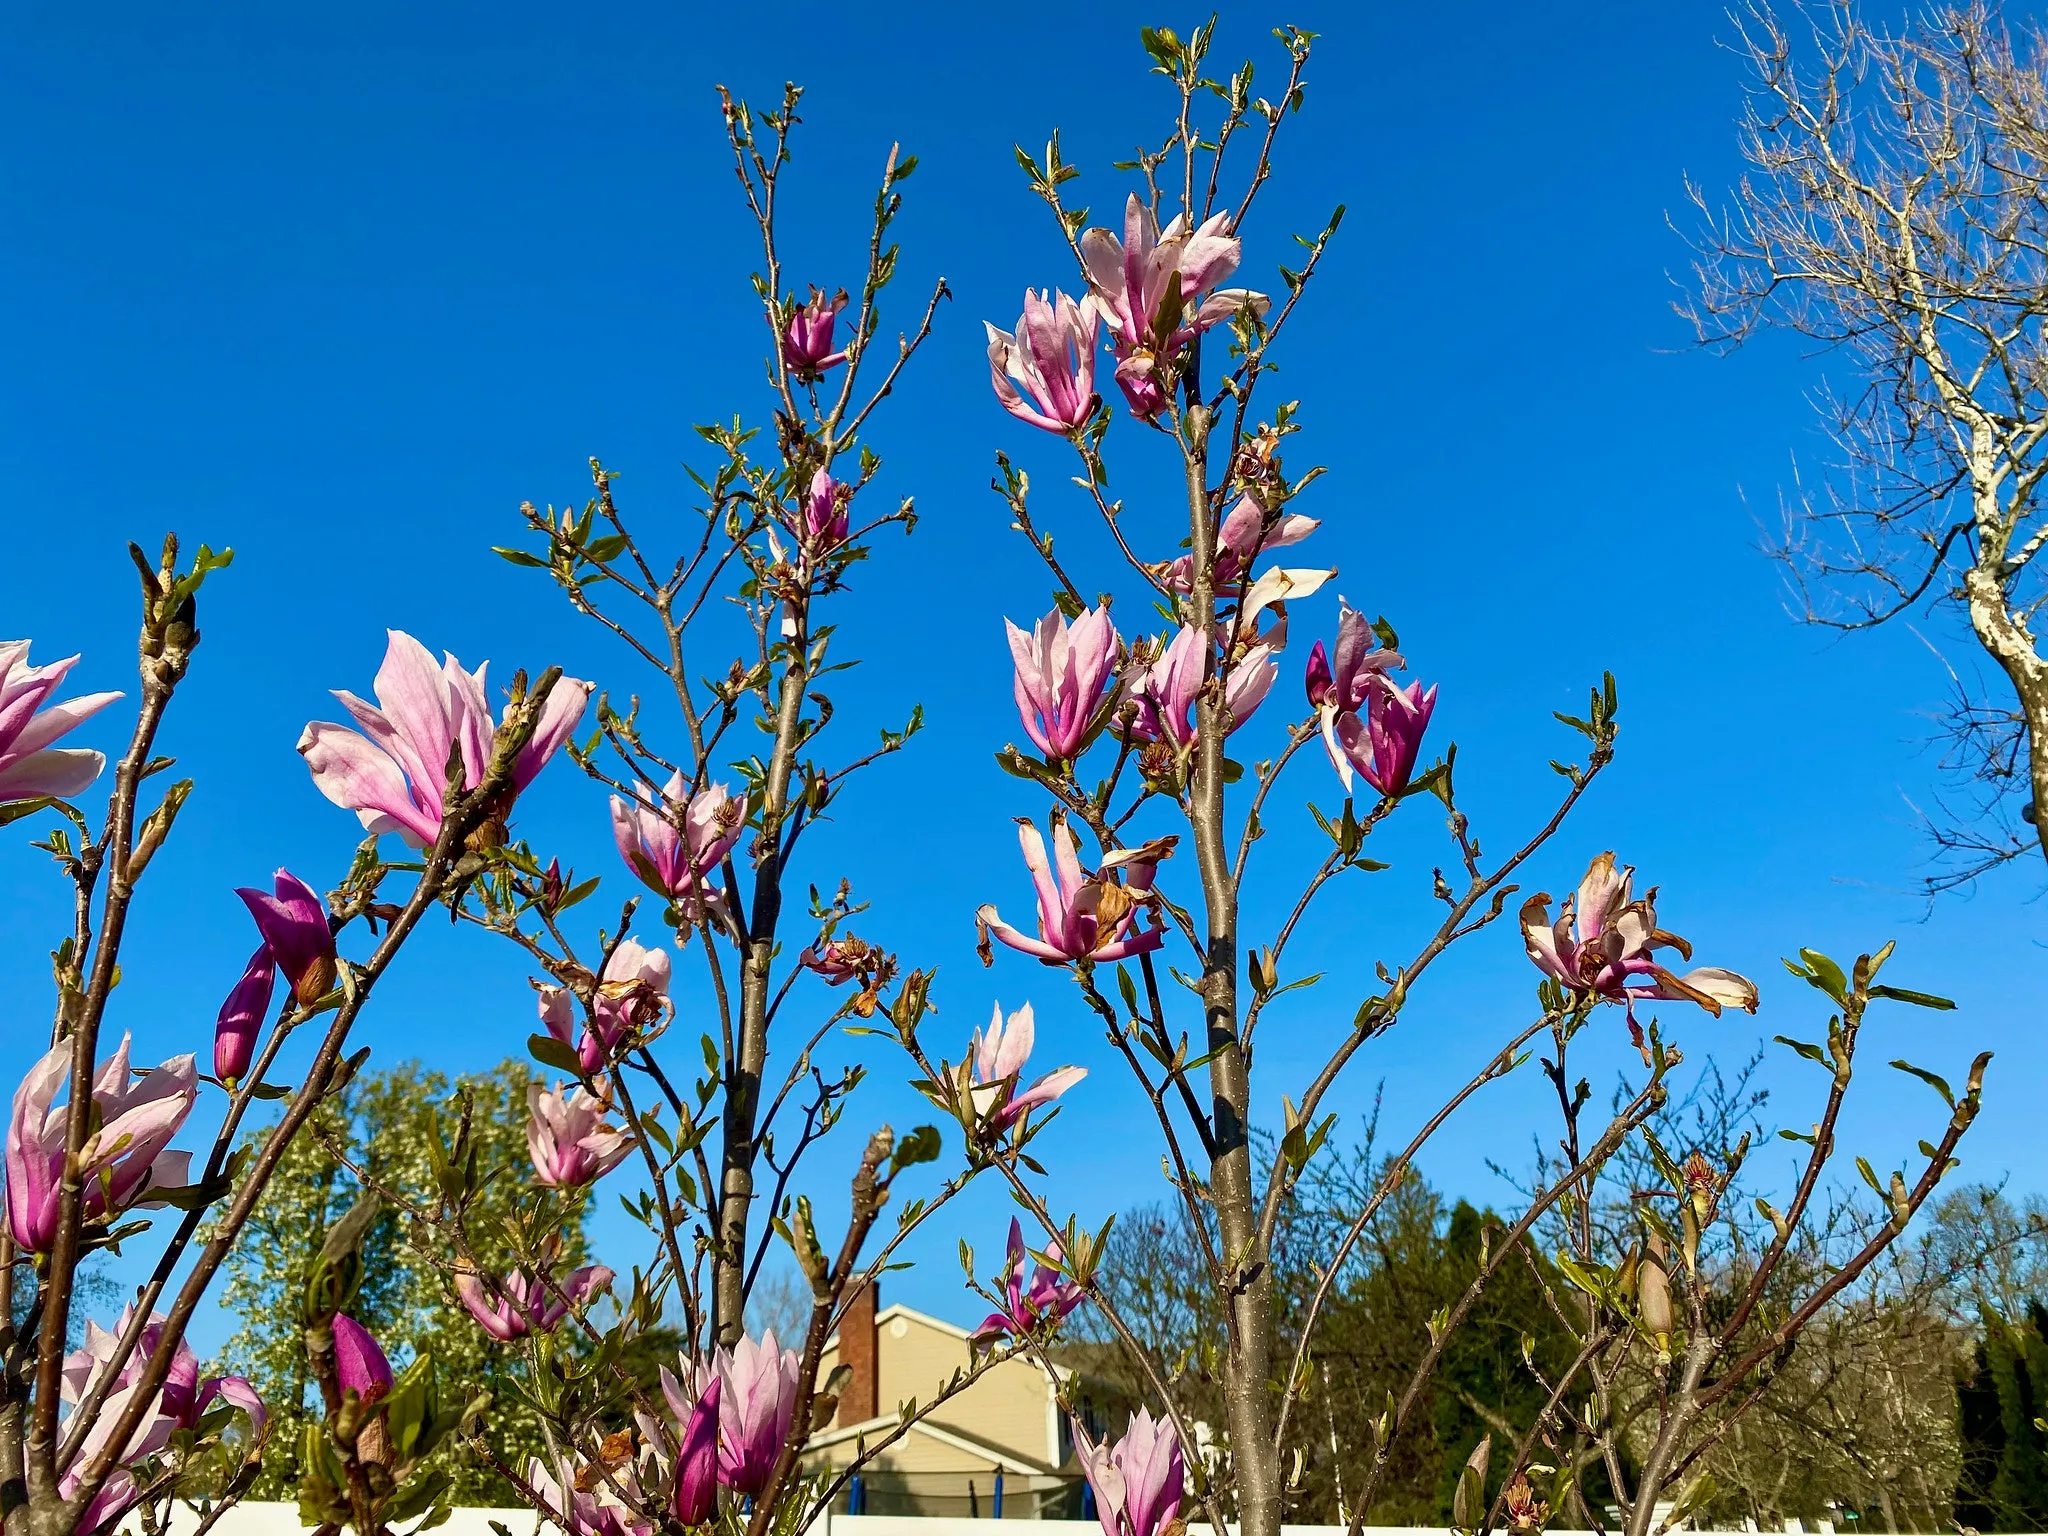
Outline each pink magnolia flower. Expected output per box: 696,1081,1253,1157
1157,496,1319,596
967,1002,1084,1135
661,1330,801,1496
1125,622,1286,749
986,289,1099,433
59,1307,264,1535
1521,853,1760,1037
1074,1407,1184,1536
670,1374,721,1526
1008,605,1121,762
455,1262,614,1342
610,773,746,903
0,642,121,801
527,1456,653,1536
540,939,673,1076
528,1083,634,1188
976,819,1170,966
1307,605,1433,797
235,869,336,1006
970,1219,1085,1345
797,469,851,554
331,1313,393,1402
7,1035,196,1255
1080,194,1268,417
298,629,592,849
64,1305,267,1437
784,286,849,381
1352,677,1438,797
213,945,277,1083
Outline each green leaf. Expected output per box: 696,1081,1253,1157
1870,984,1957,1010
1890,1059,1955,1107
0,796,57,827
1794,947,1848,1003
491,546,548,568
890,1125,943,1174
1774,1034,1830,1067
527,1033,585,1078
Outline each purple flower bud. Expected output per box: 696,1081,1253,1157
671,1374,721,1525
234,870,337,1006
783,287,849,381
213,946,276,1083
331,1313,392,1402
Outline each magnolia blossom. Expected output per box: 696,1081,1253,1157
64,1306,266,1436
1074,1407,1184,1536
0,642,120,801
783,286,849,380
528,1083,634,1188
798,469,851,554
977,819,1170,966
455,1262,614,1342
235,869,336,1006
8,1035,196,1254
1008,605,1120,762
1352,678,1438,797
967,1002,1084,1134
212,946,277,1083
670,1374,721,1525
1521,853,1760,1033
331,1313,393,1401
60,1307,264,1535
610,773,745,903
1125,622,1287,749
661,1330,801,1495
1306,605,1434,797
1080,193,1268,416
299,629,591,849
986,289,1099,432
541,939,674,1076
527,1455,653,1536
800,934,867,984
1157,496,1319,595
971,1219,1085,1344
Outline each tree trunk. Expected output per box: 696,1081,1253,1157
1184,431,1281,1536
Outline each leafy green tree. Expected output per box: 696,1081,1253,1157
209,1058,591,1503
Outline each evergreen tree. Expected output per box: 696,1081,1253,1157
1955,1303,2048,1532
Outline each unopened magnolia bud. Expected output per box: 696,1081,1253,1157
1639,1247,1673,1335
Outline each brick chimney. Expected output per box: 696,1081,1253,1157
836,1280,879,1427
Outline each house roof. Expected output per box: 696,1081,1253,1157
803,1412,1060,1476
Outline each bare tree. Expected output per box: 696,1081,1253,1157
1686,0,2048,888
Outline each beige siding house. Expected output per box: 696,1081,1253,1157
803,1289,1109,1518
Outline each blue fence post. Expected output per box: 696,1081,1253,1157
993,1470,1005,1519
849,1473,865,1515
1081,1479,1096,1523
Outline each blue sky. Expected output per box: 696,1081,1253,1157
4,0,2042,1349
